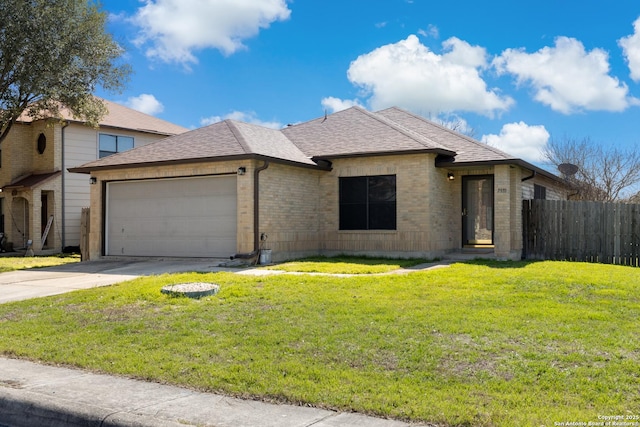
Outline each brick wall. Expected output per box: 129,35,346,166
86,156,549,261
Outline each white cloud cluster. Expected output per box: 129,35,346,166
482,122,549,163
201,111,282,129
321,97,363,113
132,0,291,64
125,94,164,115
619,17,640,82
494,37,638,114
342,35,514,117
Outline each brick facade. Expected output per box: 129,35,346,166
85,154,568,262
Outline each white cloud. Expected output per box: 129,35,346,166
132,0,291,65
481,122,549,163
494,36,639,114
201,111,282,129
418,24,439,39
124,94,164,115
321,97,364,113
619,17,640,82
345,35,514,117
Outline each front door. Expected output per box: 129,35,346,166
41,193,48,247
462,175,494,246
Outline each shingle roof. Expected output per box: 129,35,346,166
95,100,189,135
18,98,188,136
376,107,516,164
69,105,561,184
70,120,315,172
2,171,61,190
281,106,455,158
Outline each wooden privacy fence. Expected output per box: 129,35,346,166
80,207,90,261
522,199,640,266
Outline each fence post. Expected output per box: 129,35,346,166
80,208,90,261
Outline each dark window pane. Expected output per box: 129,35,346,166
340,177,367,203
339,175,396,230
369,202,396,229
369,175,396,202
340,203,367,230
534,184,547,200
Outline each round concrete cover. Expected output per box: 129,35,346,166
161,283,220,299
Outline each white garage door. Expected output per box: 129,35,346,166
106,175,237,257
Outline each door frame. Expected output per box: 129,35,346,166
461,175,494,247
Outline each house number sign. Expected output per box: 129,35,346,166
497,188,508,193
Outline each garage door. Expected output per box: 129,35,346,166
106,175,237,257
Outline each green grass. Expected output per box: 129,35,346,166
0,260,639,426
0,254,80,272
263,255,432,274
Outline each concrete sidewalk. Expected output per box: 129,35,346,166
0,258,233,304
0,357,421,427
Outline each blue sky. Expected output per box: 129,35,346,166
100,0,640,168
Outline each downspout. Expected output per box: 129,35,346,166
231,160,270,259
61,122,69,250
521,170,536,182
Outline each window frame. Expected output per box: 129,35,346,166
98,133,135,158
534,184,547,200
339,175,397,231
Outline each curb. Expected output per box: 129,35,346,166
0,387,183,427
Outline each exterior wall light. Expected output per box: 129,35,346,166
447,173,455,181
237,167,246,175
90,177,97,185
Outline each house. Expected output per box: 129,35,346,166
69,106,568,261
0,99,188,254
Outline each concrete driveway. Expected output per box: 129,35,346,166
0,258,232,304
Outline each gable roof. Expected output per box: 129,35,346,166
281,106,455,158
69,105,562,183
18,98,188,136
70,119,316,172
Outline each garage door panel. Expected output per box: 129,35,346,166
107,176,237,257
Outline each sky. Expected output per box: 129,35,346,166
99,0,640,171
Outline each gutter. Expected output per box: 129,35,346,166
61,122,69,249
231,160,270,260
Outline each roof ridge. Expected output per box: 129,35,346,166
355,107,453,154
381,106,516,159
225,120,252,154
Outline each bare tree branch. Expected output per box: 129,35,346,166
544,137,640,202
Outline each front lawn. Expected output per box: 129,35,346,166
0,260,638,426
0,254,80,273
263,255,432,274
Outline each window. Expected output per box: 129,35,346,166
99,134,134,158
534,184,547,200
339,175,396,230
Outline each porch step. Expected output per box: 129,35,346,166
444,249,496,261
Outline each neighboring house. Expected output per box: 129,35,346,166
0,99,188,254
70,106,568,261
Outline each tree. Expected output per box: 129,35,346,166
543,137,640,202
0,0,130,145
